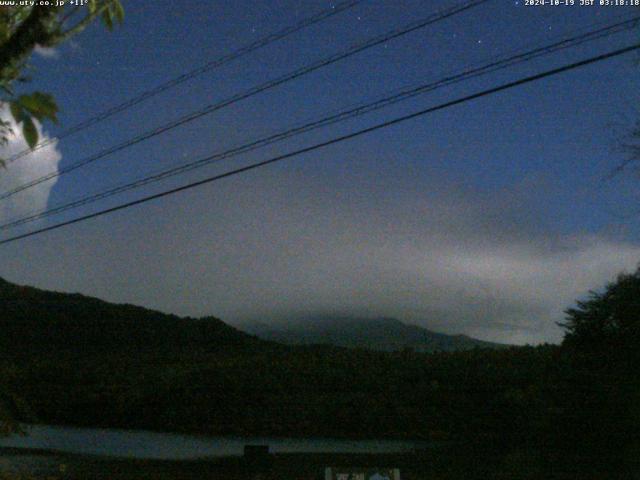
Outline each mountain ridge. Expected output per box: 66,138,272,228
0,276,257,353
240,315,508,352
0,276,507,353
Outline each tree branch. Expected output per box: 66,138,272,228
0,6,59,81
54,5,108,44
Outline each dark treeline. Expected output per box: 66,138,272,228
0,277,252,352
0,272,638,478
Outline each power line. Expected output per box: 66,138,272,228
0,0,488,202
1,42,637,247
1,15,637,231
4,0,362,165
1,0,484,198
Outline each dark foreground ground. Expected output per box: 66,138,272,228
2,445,637,480
0,446,516,480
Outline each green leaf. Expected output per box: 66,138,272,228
18,92,58,123
22,116,38,149
101,8,114,30
9,101,23,123
113,1,125,23
0,22,8,43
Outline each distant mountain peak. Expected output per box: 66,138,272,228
242,316,508,353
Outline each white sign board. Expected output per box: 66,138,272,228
324,468,401,480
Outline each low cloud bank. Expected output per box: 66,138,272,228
1,157,637,345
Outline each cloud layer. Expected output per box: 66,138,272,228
1,151,637,345
190,169,638,345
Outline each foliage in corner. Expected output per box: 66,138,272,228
560,265,640,354
554,266,640,471
0,365,32,437
0,0,123,166
0,1,122,435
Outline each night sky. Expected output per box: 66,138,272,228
2,0,640,344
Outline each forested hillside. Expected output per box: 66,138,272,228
0,277,255,353
1,273,638,477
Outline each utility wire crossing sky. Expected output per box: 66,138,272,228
0,0,487,201
0,14,637,232
2,0,639,345
2,40,638,245
4,0,362,165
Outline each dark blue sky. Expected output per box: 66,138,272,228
2,0,640,344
